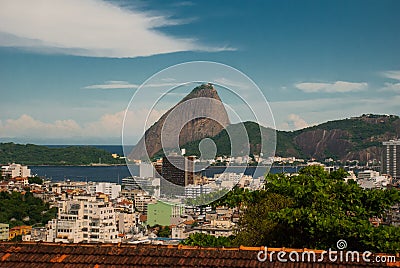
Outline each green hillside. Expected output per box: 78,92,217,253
0,143,124,165
177,114,399,161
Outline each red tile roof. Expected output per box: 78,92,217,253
0,242,398,267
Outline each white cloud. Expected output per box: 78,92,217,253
0,114,81,138
379,82,400,93
381,70,400,80
0,109,165,143
287,114,309,129
0,0,234,58
294,81,368,93
270,95,400,131
84,81,139,89
84,80,186,90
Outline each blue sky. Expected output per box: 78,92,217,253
0,0,399,144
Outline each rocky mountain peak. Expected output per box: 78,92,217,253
129,84,230,160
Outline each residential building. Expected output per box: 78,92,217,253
147,201,184,226
357,170,380,179
50,181,88,195
0,224,9,241
46,195,120,243
185,184,212,199
9,225,32,240
358,175,391,189
382,140,400,179
191,225,233,237
139,163,154,178
1,164,31,179
94,182,121,200
122,176,152,192
133,190,155,214
116,212,137,234
22,227,47,242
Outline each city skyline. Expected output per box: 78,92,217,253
0,0,399,144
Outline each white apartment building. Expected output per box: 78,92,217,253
133,190,155,214
357,170,380,179
358,175,391,190
1,164,31,178
139,163,154,178
46,195,120,243
93,182,121,200
185,185,212,199
116,212,138,234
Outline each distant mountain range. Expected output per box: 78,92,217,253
0,114,398,165
126,84,399,162
179,114,400,162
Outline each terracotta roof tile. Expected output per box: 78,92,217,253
0,242,398,267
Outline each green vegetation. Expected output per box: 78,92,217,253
0,191,57,228
177,114,399,161
157,226,171,238
182,166,400,253
180,233,234,247
150,224,172,238
238,166,400,253
0,143,125,165
28,176,43,185
155,121,277,158
306,114,399,142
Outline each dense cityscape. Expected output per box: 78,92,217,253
1,139,399,247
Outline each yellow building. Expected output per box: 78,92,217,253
8,225,32,240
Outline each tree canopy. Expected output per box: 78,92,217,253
182,166,400,253
0,143,124,165
236,166,400,253
0,191,57,228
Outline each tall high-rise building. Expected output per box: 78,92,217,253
160,154,195,196
382,140,400,179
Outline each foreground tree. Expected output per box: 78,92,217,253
233,192,292,246
237,166,400,252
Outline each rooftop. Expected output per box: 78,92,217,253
0,242,399,267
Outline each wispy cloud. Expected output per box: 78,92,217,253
381,70,400,80
84,80,187,90
294,81,368,93
84,81,139,89
213,77,252,90
379,70,400,93
380,82,400,93
270,95,400,130
0,0,234,58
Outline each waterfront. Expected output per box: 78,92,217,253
29,165,299,182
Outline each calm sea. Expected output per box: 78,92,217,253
29,164,297,182
38,145,299,182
